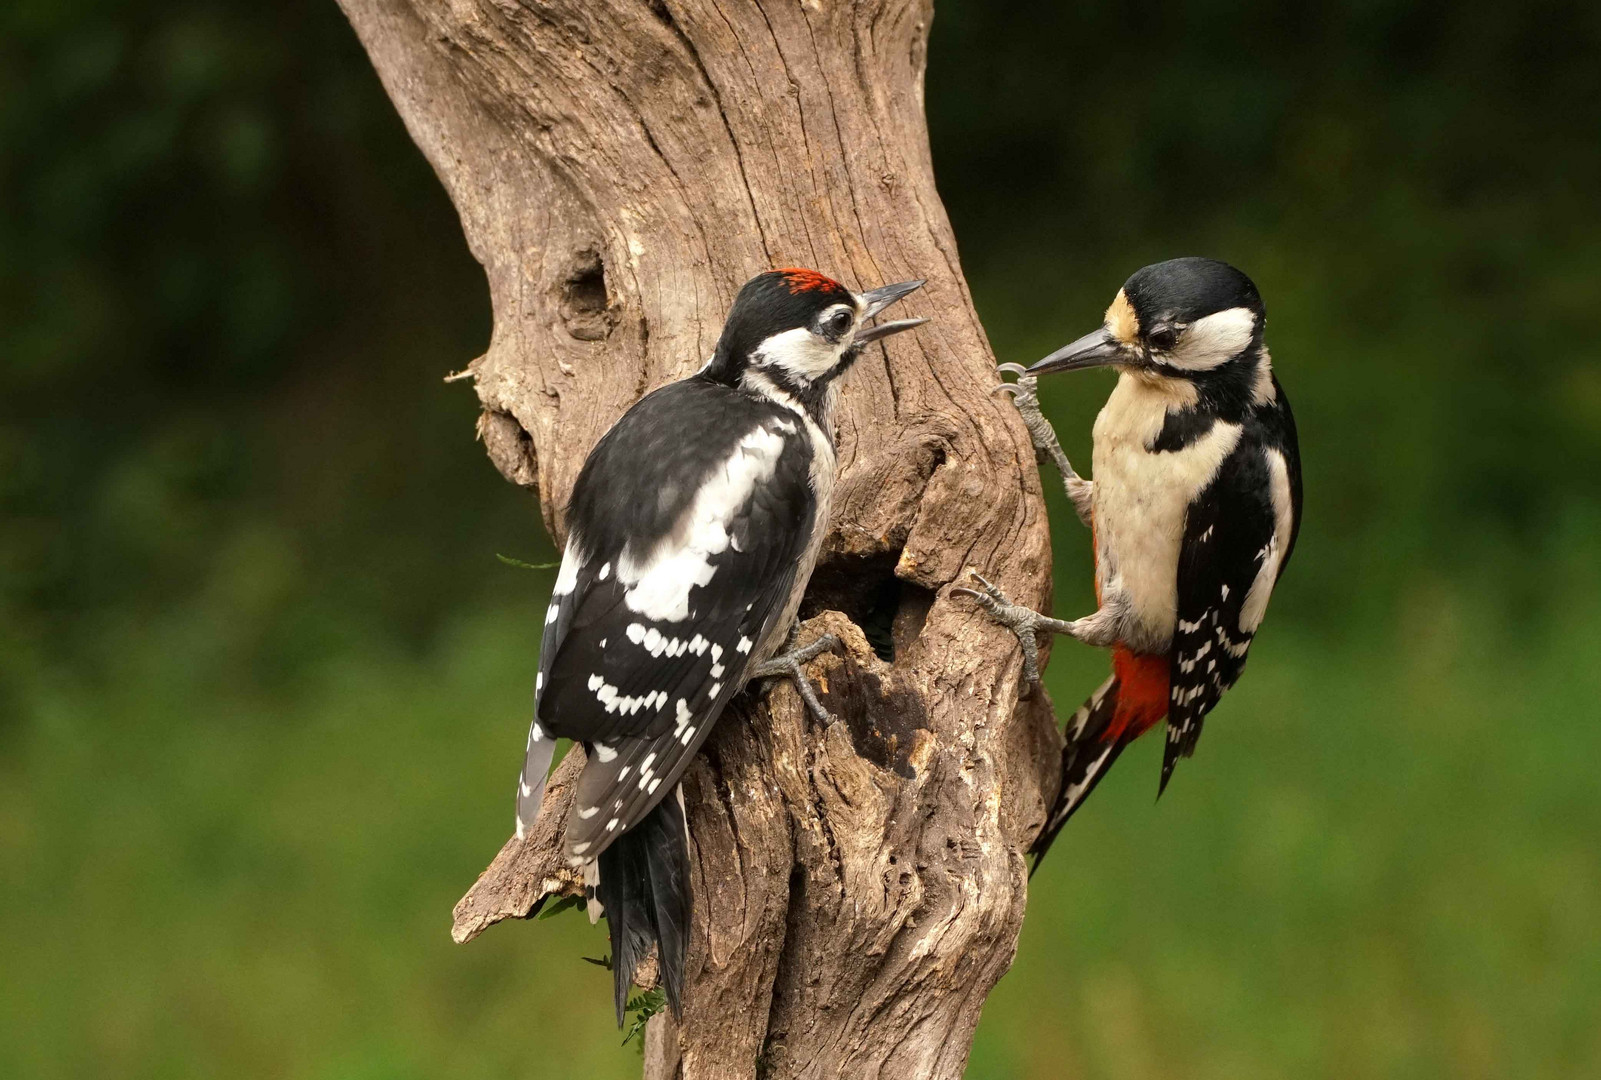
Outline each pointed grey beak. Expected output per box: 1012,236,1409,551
859,278,925,318
855,316,928,344
854,279,926,344
1026,326,1133,375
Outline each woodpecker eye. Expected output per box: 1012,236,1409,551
1147,325,1182,352
825,310,852,336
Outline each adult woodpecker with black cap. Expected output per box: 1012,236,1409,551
515,268,925,1022
959,257,1302,865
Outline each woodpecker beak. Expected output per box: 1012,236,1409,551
856,316,927,343
855,279,927,343
859,278,924,318
1026,327,1133,375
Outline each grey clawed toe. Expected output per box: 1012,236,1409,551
750,632,840,723
952,571,1062,691
995,364,1094,527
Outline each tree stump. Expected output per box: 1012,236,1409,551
337,1,1062,1075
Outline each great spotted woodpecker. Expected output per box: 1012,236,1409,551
515,268,925,1021
959,258,1302,866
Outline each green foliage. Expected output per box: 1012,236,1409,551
2,0,1599,1078
621,990,667,1048
496,554,561,572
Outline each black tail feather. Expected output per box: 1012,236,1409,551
1158,713,1206,798
594,789,689,1025
1030,675,1128,874
642,793,688,1011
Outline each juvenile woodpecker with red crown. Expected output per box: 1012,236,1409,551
515,268,925,1023
959,257,1302,866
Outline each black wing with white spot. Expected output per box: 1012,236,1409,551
517,377,818,860
1164,436,1288,790
513,536,585,839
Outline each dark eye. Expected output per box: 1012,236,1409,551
827,310,852,335
1147,325,1180,352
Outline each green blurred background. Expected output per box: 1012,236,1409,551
3,1,1598,1076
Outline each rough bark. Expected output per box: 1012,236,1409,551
337,1,1063,1076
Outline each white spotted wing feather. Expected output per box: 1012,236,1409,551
1163,440,1295,787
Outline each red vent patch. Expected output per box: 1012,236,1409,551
1105,645,1170,744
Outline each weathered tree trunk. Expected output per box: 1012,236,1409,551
337,0,1062,1075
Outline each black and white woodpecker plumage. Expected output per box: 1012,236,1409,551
515,268,925,1022
960,257,1303,867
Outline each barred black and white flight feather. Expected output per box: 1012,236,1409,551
1030,674,1123,871
1162,386,1301,791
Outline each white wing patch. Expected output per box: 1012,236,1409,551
552,538,581,596
1239,448,1294,632
616,424,787,622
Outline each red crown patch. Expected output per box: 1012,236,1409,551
777,268,847,296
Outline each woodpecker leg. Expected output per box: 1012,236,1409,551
955,571,1126,688
953,572,1070,689
749,631,840,724
1062,595,1126,648
996,364,1093,526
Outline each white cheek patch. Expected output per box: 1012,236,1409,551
1167,307,1257,371
756,326,842,383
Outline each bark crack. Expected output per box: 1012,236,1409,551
748,1,822,266
661,0,773,262
801,5,879,282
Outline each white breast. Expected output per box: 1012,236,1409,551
1092,373,1240,652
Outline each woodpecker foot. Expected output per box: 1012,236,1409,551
995,364,1093,524
750,633,840,724
994,364,1063,466
953,571,1058,691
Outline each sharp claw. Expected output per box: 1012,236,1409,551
752,633,839,724
961,571,1009,608
950,587,980,601
996,363,1030,376
993,383,1021,397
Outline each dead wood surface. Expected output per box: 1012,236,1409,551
337,1,1063,1076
